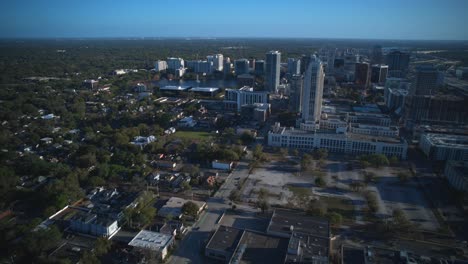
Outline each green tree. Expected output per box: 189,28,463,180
315,177,326,187
240,132,255,145
256,199,269,214
0,166,18,203
392,208,412,231
301,154,312,172
80,251,101,264
182,181,191,192
258,188,269,200
327,212,343,226
182,201,199,218
94,237,112,256
389,156,399,165
306,199,327,217
365,191,378,213
229,189,241,203
314,148,328,160
253,144,264,161
364,171,377,183
279,148,288,159
397,172,410,182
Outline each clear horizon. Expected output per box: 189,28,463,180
2,0,468,40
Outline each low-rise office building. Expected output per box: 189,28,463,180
224,86,269,111
189,87,219,97
205,225,289,264
128,230,174,260
158,197,206,219
419,133,468,161
69,212,119,237
268,123,408,159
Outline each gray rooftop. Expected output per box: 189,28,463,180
267,209,330,239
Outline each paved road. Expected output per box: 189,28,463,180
168,160,251,264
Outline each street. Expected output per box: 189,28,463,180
168,160,251,264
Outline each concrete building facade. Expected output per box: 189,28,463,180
301,56,325,124
265,51,281,93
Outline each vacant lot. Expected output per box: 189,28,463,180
239,154,440,230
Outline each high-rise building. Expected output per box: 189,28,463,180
385,50,410,78
301,56,325,124
186,60,213,74
404,94,468,128
223,61,232,77
224,86,269,111
154,60,168,72
384,77,411,114
370,45,383,64
265,51,281,93
248,58,256,71
234,59,250,75
412,65,439,95
287,58,301,75
371,64,388,84
207,54,223,71
167,57,185,71
254,60,265,75
355,62,371,88
300,55,312,74
289,74,303,113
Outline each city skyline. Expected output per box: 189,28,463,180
2,0,468,40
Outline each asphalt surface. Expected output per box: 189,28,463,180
167,160,251,264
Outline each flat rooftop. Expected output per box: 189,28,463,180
238,231,289,264
276,128,404,144
423,133,468,148
285,232,329,263
206,225,244,253
341,246,365,264
267,209,330,239
128,230,173,251
190,87,219,92
160,85,191,91
352,104,382,114
158,197,206,218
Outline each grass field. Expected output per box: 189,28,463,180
320,196,355,223
288,186,312,199
171,131,212,140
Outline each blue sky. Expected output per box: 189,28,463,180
1,0,468,40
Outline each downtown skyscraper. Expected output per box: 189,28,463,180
265,50,281,93
301,56,325,124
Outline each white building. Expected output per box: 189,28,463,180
224,86,269,111
155,60,168,72
268,123,408,159
128,230,174,260
158,197,207,219
265,51,281,93
167,57,185,70
444,161,468,192
301,56,325,125
131,136,157,146
349,124,399,138
419,133,468,161
174,67,186,78
207,54,223,71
